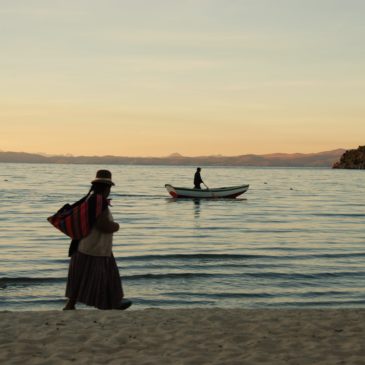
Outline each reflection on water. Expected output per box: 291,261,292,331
193,199,201,219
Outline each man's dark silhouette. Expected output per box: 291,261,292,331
194,167,204,189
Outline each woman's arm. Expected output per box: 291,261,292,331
95,209,119,233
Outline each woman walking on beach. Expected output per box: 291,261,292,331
63,170,131,310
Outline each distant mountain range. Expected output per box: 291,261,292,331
0,149,346,167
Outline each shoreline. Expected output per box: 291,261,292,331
1,308,365,364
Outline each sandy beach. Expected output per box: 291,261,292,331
1,308,365,364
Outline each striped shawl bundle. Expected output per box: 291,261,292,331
47,193,108,240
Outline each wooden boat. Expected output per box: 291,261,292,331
165,184,249,199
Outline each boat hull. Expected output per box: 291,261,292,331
165,184,249,199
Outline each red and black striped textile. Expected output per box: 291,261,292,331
47,194,108,240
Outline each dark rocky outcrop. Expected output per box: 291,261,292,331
333,146,365,169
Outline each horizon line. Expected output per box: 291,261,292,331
0,147,349,159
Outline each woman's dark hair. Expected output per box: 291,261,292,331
90,182,111,194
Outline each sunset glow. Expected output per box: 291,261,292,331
1,1,364,156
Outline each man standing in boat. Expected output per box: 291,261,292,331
194,167,207,189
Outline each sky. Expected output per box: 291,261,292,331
0,0,364,157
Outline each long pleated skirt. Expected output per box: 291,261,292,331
65,251,124,309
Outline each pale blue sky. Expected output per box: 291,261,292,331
1,0,364,156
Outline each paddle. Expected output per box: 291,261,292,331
203,182,209,190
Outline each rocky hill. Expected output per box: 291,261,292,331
333,146,365,169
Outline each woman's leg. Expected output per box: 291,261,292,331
63,298,77,310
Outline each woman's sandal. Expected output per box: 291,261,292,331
118,299,132,310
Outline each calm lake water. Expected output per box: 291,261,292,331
0,163,364,311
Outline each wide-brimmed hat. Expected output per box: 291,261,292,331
91,170,115,186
